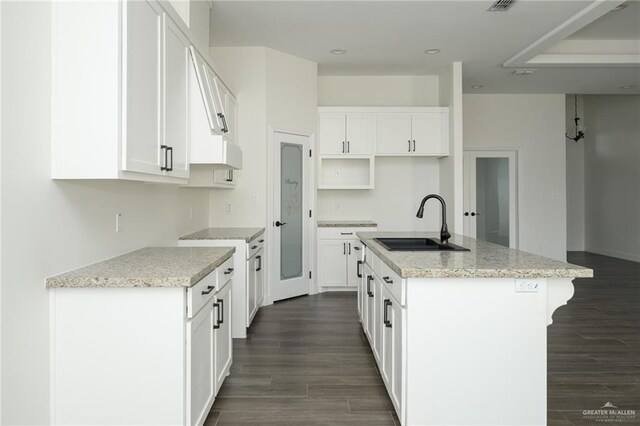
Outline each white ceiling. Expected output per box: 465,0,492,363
210,1,640,94
569,1,640,40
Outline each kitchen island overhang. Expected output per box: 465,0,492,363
355,232,593,426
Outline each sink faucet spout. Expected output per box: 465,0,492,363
416,194,451,245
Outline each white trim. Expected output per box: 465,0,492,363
585,247,640,263
503,0,626,68
267,127,316,302
318,106,449,114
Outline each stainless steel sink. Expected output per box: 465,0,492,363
374,237,469,252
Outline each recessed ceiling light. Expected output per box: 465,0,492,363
330,49,346,55
621,84,636,89
513,69,537,75
471,85,484,89
612,3,627,11
424,49,441,55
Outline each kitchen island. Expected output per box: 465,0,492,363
355,232,593,426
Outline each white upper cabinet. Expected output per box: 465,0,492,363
162,14,190,178
52,0,194,183
223,91,237,145
376,114,412,155
376,111,449,156
319,113,375,155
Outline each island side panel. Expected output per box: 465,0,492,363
406,277,548,426
50,287,186,425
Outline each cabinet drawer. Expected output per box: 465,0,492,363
318,227,376,240
380,262,405,306
247,236,265,259
216,256,235,288
187,269,217,318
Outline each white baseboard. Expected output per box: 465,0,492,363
319,287,357,292
586,247,640,263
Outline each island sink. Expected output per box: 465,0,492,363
375,237,470,252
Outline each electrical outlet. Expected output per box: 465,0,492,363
115,213,123,232
515,279,539,292
252,193,259,204
335,169,341,178
225,203,233,215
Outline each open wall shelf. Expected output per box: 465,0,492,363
317,156,375,190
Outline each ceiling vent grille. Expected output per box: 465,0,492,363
488,0,517,12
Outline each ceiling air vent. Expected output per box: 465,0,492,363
488,0,517,12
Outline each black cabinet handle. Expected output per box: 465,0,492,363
224,268,234,275
219,299,224,324
259,239,265,243
342,141,345,153
357,260,363,278
340,232,353,235
413,139,416,152
252,245,258,249
384,299,392,328
343,242,346,255
383,276,393,285
367,275,373,297
201,285,214,295
347,141,350,153
217,113,228,133
348,243,351,255
256,255,262,272
213,302,220,329
167,146,173,171
226,170,233,182
160,145,168,171
408,140,411,152
354,246,360,251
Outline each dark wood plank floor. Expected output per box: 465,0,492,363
206,252,639,425
548,252,640,425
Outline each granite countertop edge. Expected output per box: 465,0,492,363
317,220,378,228
179,227,266,242
358,232,594,280
46,247,235,289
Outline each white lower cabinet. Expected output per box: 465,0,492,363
50,258,235,426
359,245,406,425
317,227,376,289
214,280,233,394
247,248,265,324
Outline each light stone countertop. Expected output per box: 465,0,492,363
357,232,593,279
180,227,265,242
46,247,235,288
317,220,378,228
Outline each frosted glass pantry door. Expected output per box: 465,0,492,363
271,131,311,302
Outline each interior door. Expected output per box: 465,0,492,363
272,131,311,301
463,150,518,248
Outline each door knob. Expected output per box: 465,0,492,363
275,221,287,227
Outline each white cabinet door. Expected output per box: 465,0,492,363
375,114,412,155
363,266,374,339
381,288,393,386
319,113,346,155
224,93,237,145
214,282,232,393
372,277,383,363
347,240,363,287
247,257,257,324
345,114,374,154
412,112,448,156
163,15,190,178
122,0,163,175
389,297,405,413
255,252,264,308
318,240,348,287
186,301,215,426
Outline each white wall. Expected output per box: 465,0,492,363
565,95,586,251
464,94,567,261
0,3,210,423
208,47,318,227
583,95,640,262
318,75,439,107
316,75,443,232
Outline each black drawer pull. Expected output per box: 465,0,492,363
357,260,363,278
367,275,373,297
383,276,393,284
384,299,392,328
201,285,214,295
259,239,265,243
340,232,353,235
252,245,258,249
219,299,224,325
256,255,262,272
224,268,234,275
